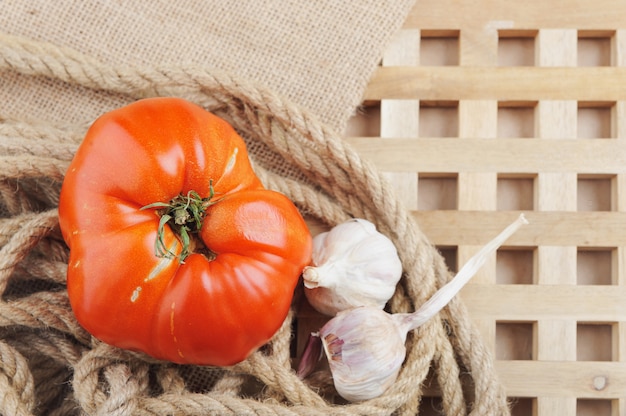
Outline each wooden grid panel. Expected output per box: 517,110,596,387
345,1,626,415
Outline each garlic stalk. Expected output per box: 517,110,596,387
299,214,528,402
303,218,403,316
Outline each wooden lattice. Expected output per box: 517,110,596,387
342,1,626,415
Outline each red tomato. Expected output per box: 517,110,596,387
59,97,312,366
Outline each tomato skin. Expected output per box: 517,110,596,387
59,97,312,365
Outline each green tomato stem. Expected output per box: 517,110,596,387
141,180,217,262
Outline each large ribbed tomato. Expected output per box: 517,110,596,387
59,97,312,366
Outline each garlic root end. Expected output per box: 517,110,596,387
302,266,320,288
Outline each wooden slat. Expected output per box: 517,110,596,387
380,29,420,211
611,29,626,416
460,284,626,321
454,27,500,351
524,28,576,413
346,137,626,174
456,108,499,349
495,360,626,398
614,31,626,416
405,0,626,30
422,360,626,399
411,211,626,247
364,67,626,101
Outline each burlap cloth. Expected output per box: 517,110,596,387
0,2,510,415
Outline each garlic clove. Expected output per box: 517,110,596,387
303,219,402,316
306,219,375,269
319,306,407,402
303,285,356,316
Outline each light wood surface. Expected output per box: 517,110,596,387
339,1,626,415
365,67,626,101
345,137,626,173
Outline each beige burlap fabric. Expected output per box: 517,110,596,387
0,0,415,134
0,2,510,415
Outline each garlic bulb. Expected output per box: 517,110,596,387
319,307,406,402
303,219,402,316
300,214,528,402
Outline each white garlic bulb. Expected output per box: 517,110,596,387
300,214,528,402
303,218,402,316
319,306,406,402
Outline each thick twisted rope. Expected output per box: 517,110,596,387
0,32,510,415
0,341,35,416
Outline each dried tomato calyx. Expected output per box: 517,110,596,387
141,181,216,262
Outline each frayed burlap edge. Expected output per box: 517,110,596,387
0,33,510,416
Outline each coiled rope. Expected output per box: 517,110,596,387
0,33,509,415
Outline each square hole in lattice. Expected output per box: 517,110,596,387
578,31,613,67
420,30,459,66
343,102,381,137
418,175,458,210
496,322,534,360
497,31,536,67
577,323,613,361
577,249,613,285
578,103,613,139
577,399,612,416
497,102,536,138
497,176,535,211
438,246,457,273
419,102,459,138
577,176,612,211
510,398,534,416
497,249,534,284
